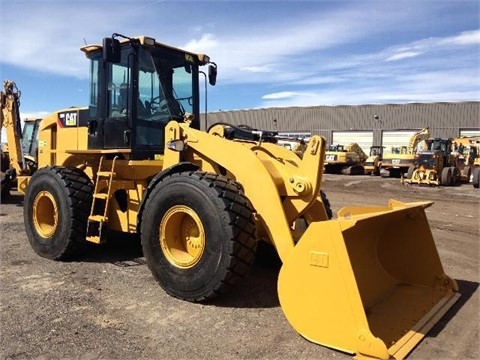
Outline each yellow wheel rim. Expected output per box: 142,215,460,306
160,205,205,269
32,191,59,238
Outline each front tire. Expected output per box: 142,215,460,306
23,166,93,260
441,167,452,186
406,165,415,180
473,168,480,188
140,171,257,302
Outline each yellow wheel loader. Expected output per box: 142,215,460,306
16,34,459,360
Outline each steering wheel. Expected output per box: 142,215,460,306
149,95,162,112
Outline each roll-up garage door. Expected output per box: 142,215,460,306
332,131,373,155
460,129,480,137
382,130,417,155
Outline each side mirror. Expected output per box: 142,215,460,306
103,37,121,63
208,64,217,86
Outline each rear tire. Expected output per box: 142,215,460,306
24,166,93,260
140,171,257,302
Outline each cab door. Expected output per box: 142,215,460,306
103,50,133,149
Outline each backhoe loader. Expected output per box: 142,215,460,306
16,34,459,360
363,145,384,176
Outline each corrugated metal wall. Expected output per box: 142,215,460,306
201,102,480,145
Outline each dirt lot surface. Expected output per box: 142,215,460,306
1,174,479,360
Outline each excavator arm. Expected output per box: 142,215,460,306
407,127,430,154
1,80,26,195
1,81,25,172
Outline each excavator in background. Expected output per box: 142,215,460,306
323,143,367,175
0,81,40,199
381,127,430,178
363,145,384,175
404,138,460,186
11,33,460,360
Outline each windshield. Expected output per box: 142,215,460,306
135,46,198,147
138,46,196,120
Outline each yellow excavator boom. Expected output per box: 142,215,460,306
1,80,25,175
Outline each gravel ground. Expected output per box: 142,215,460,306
1,174,478,360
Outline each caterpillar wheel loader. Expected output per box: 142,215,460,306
0,81,40,199
323,143,367,175
404,138,460,186
16,34,459,360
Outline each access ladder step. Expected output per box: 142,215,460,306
93,193,109,200
89,215,107,222
97,171,116,177
86,235,102,244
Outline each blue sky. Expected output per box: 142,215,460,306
1,0,479,124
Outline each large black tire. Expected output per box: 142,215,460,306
320,190,333,220
24,166,93,260
140,171,257,302
473,168,480,189
441,167,452,186
451,166,460,185
463,166,471,184
406,165,415,180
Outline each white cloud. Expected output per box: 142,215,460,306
263,92,300,100
439,29,480,46
240,66,274,73
386,51,422,61
183,33,219,54
1,1,478,111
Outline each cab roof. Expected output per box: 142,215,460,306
80,35,210,65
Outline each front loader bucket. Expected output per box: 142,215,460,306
278,200,459,360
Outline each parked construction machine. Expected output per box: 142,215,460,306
404,138,460,186
323,143,367,175
381,127,430,177
453,136,480,184
363,145,384,175
0,81,40,198
14,34,459,360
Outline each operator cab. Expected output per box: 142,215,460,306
81,34,217,160
429,138,452,154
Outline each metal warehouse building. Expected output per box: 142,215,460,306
202,102,480,154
